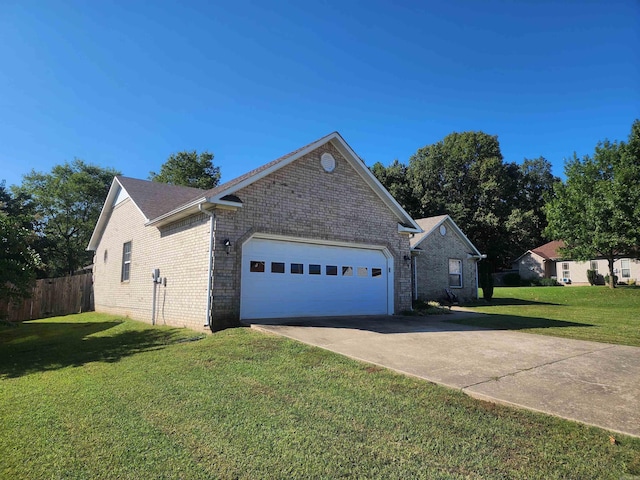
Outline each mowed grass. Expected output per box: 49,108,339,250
1,314,639,479
456,286,640,347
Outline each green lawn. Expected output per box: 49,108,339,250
1,314,639,479
455,286,640,347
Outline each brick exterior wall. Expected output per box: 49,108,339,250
211,142,412,328
413,223,478,303
93,198,212,333
93,141,412,331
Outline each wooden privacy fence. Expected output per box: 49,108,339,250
1,272,94,322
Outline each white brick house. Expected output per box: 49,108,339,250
410,215,484,303
88,132,422,331
513,240,640,285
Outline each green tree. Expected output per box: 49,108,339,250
370,160,417,214
506,157,559,260
149,150,220,189
13,160,119,277
408,131,518,267
544,120,640,288
0,182,42,310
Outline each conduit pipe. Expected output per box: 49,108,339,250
199,204,216,330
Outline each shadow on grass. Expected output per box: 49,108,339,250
0,319,191,379
445,314,593,331
464,298,562,307
248,312,593,334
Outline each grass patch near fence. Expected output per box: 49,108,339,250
456,286,640,346
1,313,639,479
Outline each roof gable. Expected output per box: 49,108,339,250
410,215,482,256
87,176,205,250
88,132,422,249
147,132,421,232
116,176,205,221
532,240,566,260
513,240,566,264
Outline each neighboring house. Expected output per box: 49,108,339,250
513,240,640,285
88,132,423,332
410,215,484,302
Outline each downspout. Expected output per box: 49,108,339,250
468,254,487,300
199,203,216,331
412,255,418,302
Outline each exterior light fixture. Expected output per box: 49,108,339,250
223,239,231,254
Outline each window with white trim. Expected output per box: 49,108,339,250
562,262,570,280
621,259,631,278
121,241,132,282
590,261,598,274
448,259,462,288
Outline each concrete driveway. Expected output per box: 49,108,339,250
250,311,640,438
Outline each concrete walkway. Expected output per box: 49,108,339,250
250,310,640,438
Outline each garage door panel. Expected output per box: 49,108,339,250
241,238,389,319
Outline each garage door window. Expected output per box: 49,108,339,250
291,263,304,274
326,265,338,276
250,261,265,272
372,268,382,277
342,266,353,276
357,267,368,277
309,264,321,275
271,262,285,273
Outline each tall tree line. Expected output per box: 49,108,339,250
1,150,220,308
372,131,558,269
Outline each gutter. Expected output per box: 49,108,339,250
199,203,216,331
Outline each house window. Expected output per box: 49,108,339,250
309,264,321,275
621,259,630,278
448,259,462,288
250,261,265,272
271,262,285,273
562,262,570,280
326,265,337,276
121,242,132,282
590,261,598,274
290,263,304,274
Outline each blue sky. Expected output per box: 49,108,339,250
1,0,638,188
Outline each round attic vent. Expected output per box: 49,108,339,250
320,153,336,172
439,225,447,236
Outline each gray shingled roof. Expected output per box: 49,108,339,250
409,215,449,247
116,176,206,221
116,133,338,221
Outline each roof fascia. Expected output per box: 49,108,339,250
512,250,534,263
87,177,148,251
329,134,421,232
411,215,482,256
206,134,338,203
145,132,421,231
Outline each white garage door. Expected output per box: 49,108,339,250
241,237,390,319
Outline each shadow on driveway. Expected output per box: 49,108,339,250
247,310,591,334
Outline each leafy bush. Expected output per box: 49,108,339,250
604,274,619,286
502,272,521,287
529,277,560,287
586,269,597,286
629,278,637,286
